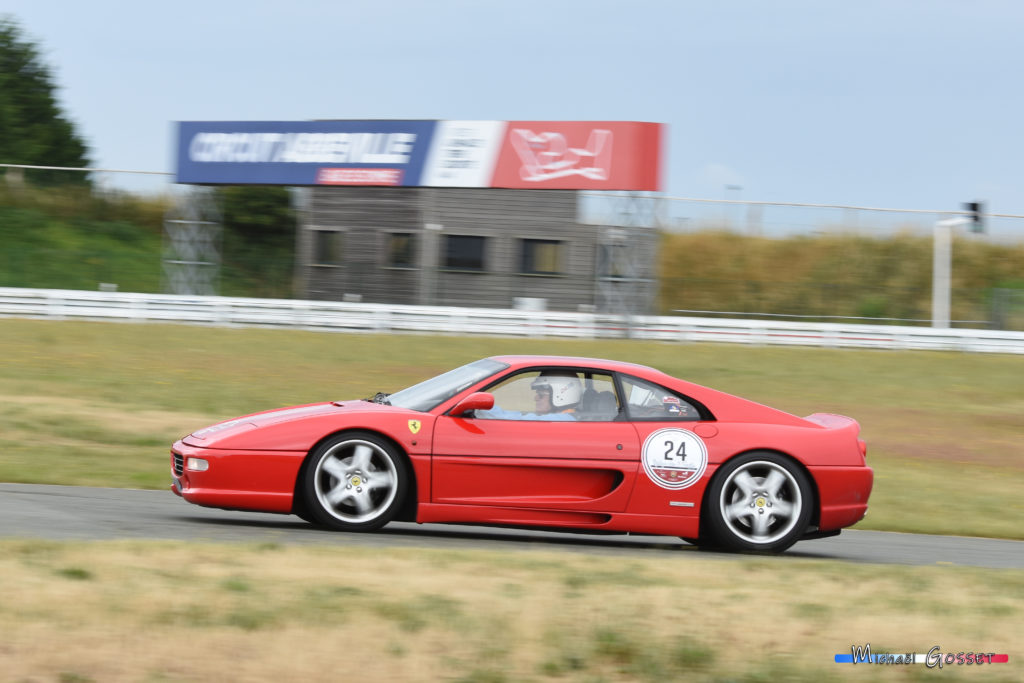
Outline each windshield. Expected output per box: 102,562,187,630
387,359,509,412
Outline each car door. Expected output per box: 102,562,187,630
430,369,640,512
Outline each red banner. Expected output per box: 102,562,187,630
489,121,662,191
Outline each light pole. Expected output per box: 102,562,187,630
723,184,742,227
931,217,969,328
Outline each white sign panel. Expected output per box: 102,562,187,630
421,120,507,187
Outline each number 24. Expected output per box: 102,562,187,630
664,440,686,460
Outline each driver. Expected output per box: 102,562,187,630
475,371,582,421
530,372,582,417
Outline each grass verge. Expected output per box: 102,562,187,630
0,539,1020,682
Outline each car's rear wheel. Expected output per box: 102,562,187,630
302,431,409,531
705,452,812,553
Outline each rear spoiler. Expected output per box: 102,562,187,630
803,413,859,431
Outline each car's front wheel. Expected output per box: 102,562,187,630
302,431,409,531
705,452,813,553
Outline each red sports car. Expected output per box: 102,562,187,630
171,355,872,553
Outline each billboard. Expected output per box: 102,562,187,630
176,120,663,191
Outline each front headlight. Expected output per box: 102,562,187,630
186,457,209,472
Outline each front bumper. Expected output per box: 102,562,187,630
170,439,306,513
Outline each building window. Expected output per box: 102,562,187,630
312,230,344,266
520,239,563,275
444,235,486,271
387,233,416,267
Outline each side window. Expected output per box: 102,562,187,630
312,230,344,266
620,375,702,421
520,239,563,275
443,235,486,271
475,370,619,421
486,372,548,414
387,232,416,267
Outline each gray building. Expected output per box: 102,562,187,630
294,186,656,313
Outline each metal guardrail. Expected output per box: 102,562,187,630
2,287,1023,354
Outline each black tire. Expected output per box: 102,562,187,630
290,497,322,526
704,451,813,553
295,511,321,526
301,431,410,532
678,536,724,551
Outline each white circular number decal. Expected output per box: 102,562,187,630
641,428,708,490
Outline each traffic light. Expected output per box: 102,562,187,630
963,201,984,233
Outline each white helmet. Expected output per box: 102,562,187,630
531,372,582,408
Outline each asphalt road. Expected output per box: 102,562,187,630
1,483,1021,569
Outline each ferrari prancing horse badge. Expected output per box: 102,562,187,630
408,420,421,434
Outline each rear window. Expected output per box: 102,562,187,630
620,375,705,421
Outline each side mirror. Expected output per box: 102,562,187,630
450,392,494,417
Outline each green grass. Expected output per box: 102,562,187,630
0,317,1022,538
0,187,294,297
0,206,165,291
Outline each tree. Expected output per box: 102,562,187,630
217,185,295,244
216,185,297,298
0,16,90,185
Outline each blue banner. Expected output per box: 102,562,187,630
176,120,438,186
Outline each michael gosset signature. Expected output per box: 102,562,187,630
835,643,1009,667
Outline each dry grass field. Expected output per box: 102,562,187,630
0,540,1020,682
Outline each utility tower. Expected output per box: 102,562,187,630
162,188,222,296
595,191,660,328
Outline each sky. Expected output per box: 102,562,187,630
4,0,1023,223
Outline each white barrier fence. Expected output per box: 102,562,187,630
2,287,1023,354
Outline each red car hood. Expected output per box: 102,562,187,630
184,400,397,445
